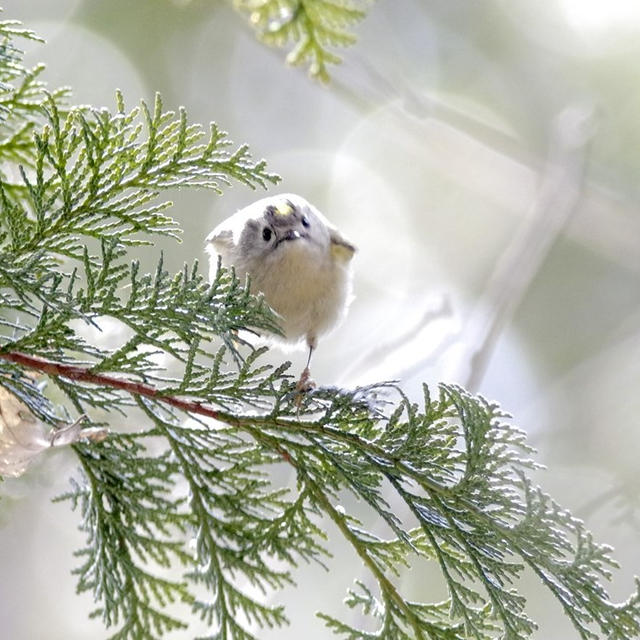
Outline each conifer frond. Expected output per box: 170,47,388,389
57,436,193,639
233,0,371,81
0,20,69,169
53,377,640,639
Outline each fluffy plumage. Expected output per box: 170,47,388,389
206,193,356,387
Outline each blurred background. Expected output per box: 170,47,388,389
1,0,639,638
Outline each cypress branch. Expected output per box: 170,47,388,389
233,0,371,82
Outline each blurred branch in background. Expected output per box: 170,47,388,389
463,103,597,391
338,293,453,384
578,480,640,529
332,53,599,391
334,49,638,279
334,56,533,168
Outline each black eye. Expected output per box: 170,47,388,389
262,227,272,242
301,216,310,228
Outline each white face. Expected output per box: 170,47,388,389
237,195,331,268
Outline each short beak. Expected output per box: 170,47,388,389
277,229,301,246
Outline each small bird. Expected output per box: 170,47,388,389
206,193,356,390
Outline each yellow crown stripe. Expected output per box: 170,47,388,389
275,201,294,216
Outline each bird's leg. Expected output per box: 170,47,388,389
296,338,316,392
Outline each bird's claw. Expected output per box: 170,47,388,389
295,367,316,393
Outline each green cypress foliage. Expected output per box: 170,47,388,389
0,13,639,640
234,0,370,82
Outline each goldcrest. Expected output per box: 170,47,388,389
206,193,356,388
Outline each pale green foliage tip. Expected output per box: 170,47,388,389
234,0,371,82
1,13,640,640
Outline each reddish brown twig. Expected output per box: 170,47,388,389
0,351,221,420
